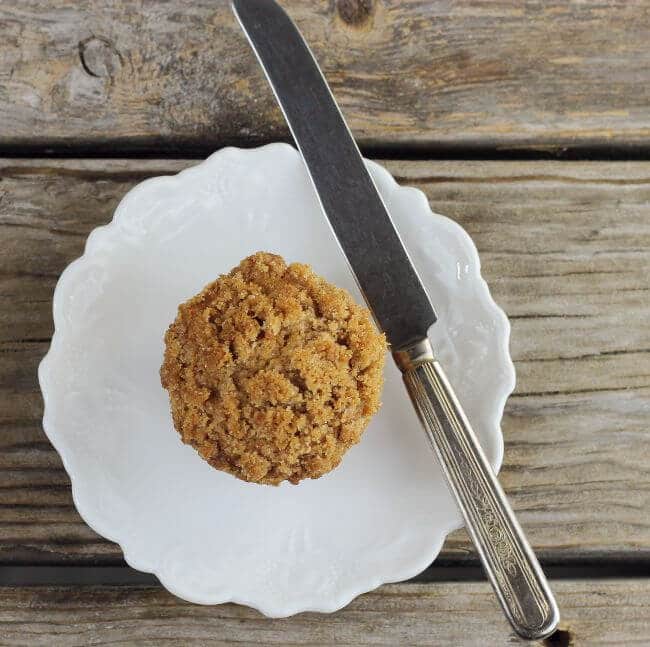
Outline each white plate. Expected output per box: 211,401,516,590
39,143,515,617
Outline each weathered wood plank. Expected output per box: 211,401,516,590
1,1,650,152
0,159,649,565
0,579,648,645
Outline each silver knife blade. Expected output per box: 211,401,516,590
232,0,436,351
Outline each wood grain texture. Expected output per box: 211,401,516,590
1,1,650,153
1,159,649,565
1,579,649,645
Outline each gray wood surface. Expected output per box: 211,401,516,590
1,1,649,153
1,579,649,645
1,158,648,565
3,1,649,642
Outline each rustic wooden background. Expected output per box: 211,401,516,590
1,1,649,645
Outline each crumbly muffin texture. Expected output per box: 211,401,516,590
160,252,386,485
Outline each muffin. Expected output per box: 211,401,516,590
160,252,386,485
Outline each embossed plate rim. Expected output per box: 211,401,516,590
38,143,515,616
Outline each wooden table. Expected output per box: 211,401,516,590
1,1,649,644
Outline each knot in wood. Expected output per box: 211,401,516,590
78,36,123,79
336,0,373,27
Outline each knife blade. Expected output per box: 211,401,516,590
232,0,559,640
231,0,435,352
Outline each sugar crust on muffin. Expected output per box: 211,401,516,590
160,252,386,485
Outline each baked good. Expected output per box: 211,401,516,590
160,252,386,485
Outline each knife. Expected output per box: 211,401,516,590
232,0,559,639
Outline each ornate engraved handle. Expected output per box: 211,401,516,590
394,338,559,640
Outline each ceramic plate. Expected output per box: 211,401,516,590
39,143,515,616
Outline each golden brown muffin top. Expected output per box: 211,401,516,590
160,252,386,485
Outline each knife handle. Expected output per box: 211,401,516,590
394,338,559,640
